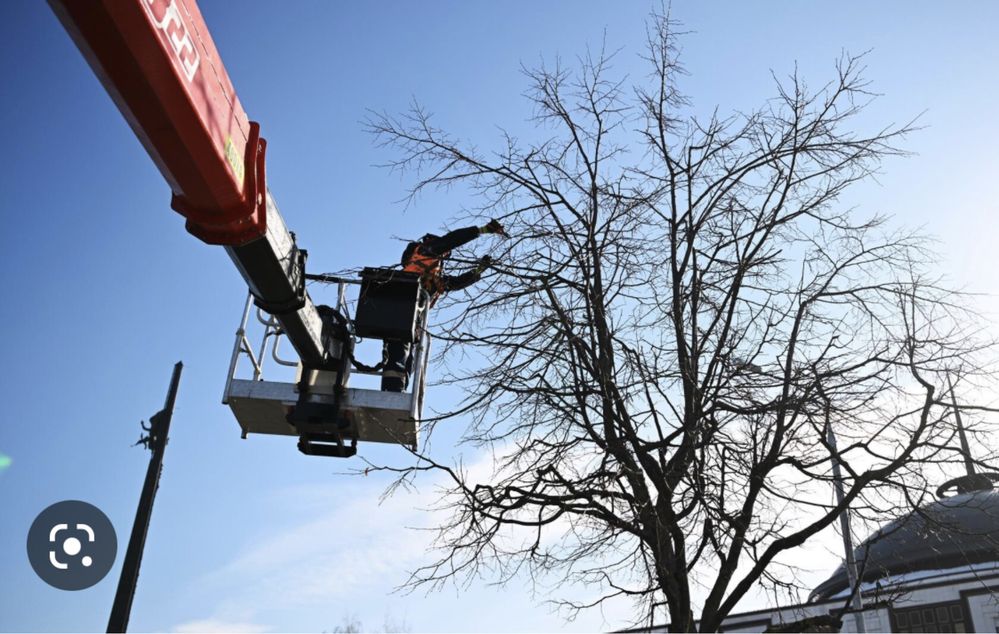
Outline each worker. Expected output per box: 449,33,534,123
381,219,507,391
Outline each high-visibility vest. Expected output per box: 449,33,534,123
403,244,447,297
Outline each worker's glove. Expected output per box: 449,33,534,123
476,255,493,272
481,219,507,237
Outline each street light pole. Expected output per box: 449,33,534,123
825,402,866,633
107,362,183,633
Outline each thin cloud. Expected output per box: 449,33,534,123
172,618,272,633
170,469,452,629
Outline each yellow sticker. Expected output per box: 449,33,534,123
224,136,246,186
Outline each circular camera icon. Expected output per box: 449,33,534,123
27,500,117,590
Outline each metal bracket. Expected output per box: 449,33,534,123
170,121,268,246
297,435,358,458
287,395,357,459
132,410,166,451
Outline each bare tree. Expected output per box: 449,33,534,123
365,11,996,632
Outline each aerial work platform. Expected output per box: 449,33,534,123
222,272,430,457
48,0,432,459
226,380,419,447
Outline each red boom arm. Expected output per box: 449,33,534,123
50,0,335,367
50,0,431,456
50,0,265,245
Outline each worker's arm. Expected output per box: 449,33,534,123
441,255,492,292
440,270,482,292
420,219,506,257
420,226,481,257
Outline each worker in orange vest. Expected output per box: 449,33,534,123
382,218,507,391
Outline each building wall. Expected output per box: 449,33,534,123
966,589,999,633
713,573,999,633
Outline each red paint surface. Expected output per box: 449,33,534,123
49,0,266,244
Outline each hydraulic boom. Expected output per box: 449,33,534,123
49,0,334,367
49,0,432,458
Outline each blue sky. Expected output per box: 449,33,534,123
2,1,998,631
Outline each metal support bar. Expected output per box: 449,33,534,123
255,328,271,378
223,293,265,403
270,335,299,367
410,331,431,451
107,362,183,633
243,338,263,381
304,273,362,285
827,421,865,633
223,294,254,404
948,374,977,477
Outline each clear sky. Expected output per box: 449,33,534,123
1,1,998,632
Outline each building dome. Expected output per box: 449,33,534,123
810,488,999,601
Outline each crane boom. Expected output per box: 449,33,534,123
49,0,333,367
49,0,432,458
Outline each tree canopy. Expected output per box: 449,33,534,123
365,12,997,632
